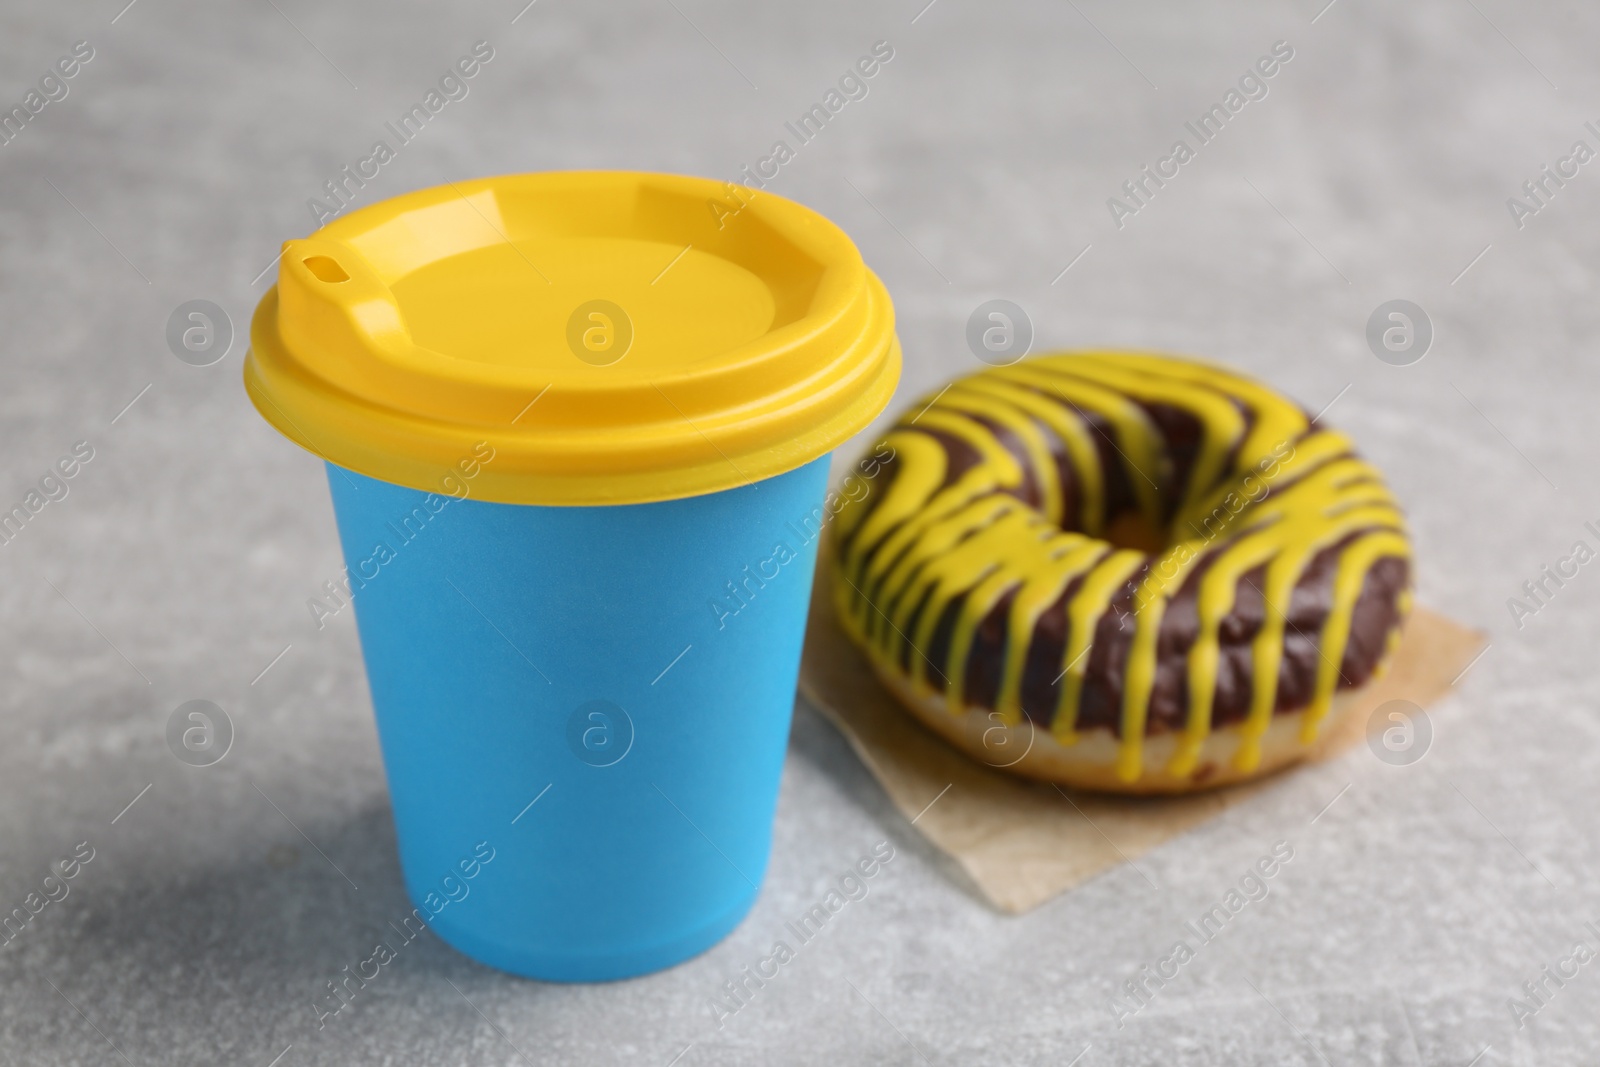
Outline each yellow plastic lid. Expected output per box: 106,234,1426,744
244,171,900,506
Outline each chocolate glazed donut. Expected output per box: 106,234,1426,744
832,352,1413,793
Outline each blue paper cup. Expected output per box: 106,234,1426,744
245,173,899,981
324,455,833,981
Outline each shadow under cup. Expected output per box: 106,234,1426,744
324,455,832,982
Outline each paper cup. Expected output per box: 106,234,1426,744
245,172,899,980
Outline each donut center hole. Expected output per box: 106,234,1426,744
1098,511,1167,555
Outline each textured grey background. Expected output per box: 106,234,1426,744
0,0,1594,1063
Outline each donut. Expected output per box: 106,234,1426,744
831,351,1413,794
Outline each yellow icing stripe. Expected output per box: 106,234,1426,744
1169,534,1282,778
953,375,1107,533
992,363,1168,527
840,430,945,573
1042,356,1246,523
1075,352,1309,469
938,385,1065,523
1232,512,1405,772
899,505,1040,693
1296,531,1412,744
937,568,1018,713
871,495,1018,653
1055,549,1146,742
847,408,1022,556
991,538,1107,725
1174,429,1354,541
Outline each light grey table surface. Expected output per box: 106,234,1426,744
1,0,1595,1063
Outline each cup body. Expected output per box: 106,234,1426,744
324,455,832,981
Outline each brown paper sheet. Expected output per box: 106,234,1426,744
798,549,1487,914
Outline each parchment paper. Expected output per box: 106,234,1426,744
798,549,1488,914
